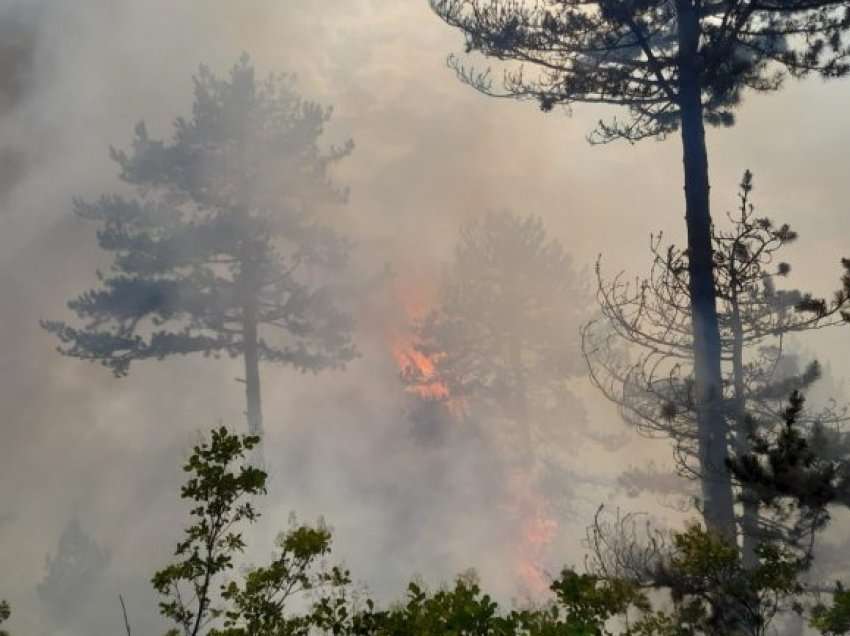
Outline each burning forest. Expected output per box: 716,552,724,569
3,2,850,635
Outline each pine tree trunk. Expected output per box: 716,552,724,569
243,291,265,467
676,0,737,540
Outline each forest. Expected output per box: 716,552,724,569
2,1,850,634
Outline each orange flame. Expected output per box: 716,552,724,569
386,272,556,595
391,340,451,401
388,273,459,406
508,471,559,597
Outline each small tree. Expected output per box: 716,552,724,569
43,56,357,457
431,0,850,537
584,173,850,564
153,427,349,636
215,522,351,635
727,391,850,555
812,584,850,635
152,427,267,636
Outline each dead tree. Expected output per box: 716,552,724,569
583,172,850,564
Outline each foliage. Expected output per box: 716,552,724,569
583,173,850,553
148,429,837,636
43,54,355,376
585,172,848,473
313,569,647,636
368,576,517,635
212,521,350,635
153,427,354,636
0,600,9,636
583,507,808,636
648,525,804,636
42,55,357,445
406,210,590,462
431,0,850,143
812,583,850,635
152,427,266,636
36,517,110,622
727,391,850,550
431,0,850,540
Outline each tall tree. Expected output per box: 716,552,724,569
583,173,850,565
404,210,589,468
43,56,357,454
431,0,850,537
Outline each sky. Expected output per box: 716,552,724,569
1,1,849,634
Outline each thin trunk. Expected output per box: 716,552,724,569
243,305,263,437
676,0,737,539
729,264,760,568
242,267,265,467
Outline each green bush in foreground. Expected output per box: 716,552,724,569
151,427,846,636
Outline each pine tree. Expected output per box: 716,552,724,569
431,0,850,537
583,173,850,564
36,518,110,625
405,210,589,468
42,56,357,455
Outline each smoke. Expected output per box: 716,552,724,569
1,1,849,634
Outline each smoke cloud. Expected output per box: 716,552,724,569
1,1,848,634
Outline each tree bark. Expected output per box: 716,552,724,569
242,268,265,467
676,0,737,540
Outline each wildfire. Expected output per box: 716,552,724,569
388,273,455,405
385,271,558,597
509,471,560,597
391,340,451,401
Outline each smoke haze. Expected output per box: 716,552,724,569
1,1,849,634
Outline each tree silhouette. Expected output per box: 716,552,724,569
405,210,589,469
37,518,111,625
583,172,850,565
727,390,850,552
42,56,357,456
431,0,850,537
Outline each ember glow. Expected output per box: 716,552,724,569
391,340,451,401
389,275,453,403
508,471,559,596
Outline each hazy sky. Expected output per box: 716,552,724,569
1,1,849,634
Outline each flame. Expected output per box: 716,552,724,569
391,340,451,401
385,271,557,595
508,471,559,597
388,273,461,408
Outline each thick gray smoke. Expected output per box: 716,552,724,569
1,1,849,634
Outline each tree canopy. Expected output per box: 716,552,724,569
42,56,357,444
406,210,589,463
431,0,850,143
